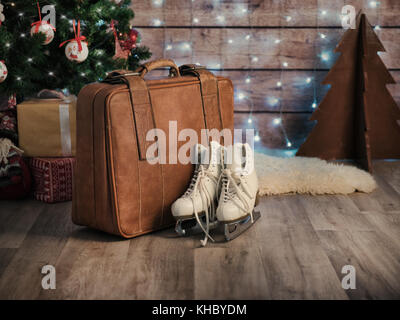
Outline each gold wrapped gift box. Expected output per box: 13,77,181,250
17,98,76,157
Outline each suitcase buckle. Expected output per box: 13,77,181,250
179,65,207,75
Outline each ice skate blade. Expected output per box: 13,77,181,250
224,210,261,241
175,217,219,237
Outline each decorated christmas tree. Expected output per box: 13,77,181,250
296,13,400,172
0,0,151,98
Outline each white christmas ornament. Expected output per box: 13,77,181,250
30,21,55,45
0,3,5,24
0,60,7,83
65,40,89,63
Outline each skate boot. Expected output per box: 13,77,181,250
217,143,261,241
172,141,222,246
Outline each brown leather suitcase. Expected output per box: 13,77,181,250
72,59,234,238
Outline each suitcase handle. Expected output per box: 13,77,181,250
106,60,180,82
137,59,181,78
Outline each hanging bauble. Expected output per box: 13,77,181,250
120,28,141,51
128,29,139,42
30,2,56,45
0,60,7,83
60,20,88,63
64,40,89,63
0,3,5,25
30,21,55,45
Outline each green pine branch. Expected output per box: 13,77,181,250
0,0,151,99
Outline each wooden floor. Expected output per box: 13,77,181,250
0,161,399,300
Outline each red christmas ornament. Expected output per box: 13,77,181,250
120,29,140,51
110,21,140,60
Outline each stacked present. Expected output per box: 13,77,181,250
29,157,74,203
17,97,76,203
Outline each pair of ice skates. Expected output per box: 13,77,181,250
171,141,261,246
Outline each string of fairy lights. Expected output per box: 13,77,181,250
2,0,385,151
146,0,384,151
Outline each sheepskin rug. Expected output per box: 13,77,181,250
254,152,377,196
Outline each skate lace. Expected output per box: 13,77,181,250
187,165,218,247
184,166,202,196
219,169,254,223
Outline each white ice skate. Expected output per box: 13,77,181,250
172,141,222,246
217,143,260,241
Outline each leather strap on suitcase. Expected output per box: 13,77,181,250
180,64,224,131
105,60,182,160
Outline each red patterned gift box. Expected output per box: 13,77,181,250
29,157,74,203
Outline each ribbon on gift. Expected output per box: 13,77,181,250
31,1,56,33
59,20,86,52
58,102,72,156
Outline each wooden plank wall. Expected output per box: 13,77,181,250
130,0,400,154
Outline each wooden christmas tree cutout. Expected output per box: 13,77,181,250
296,13,400,173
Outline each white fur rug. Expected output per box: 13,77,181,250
254,153,376,196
